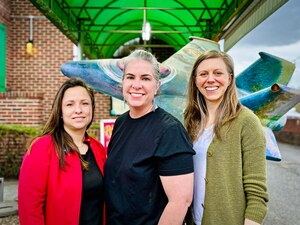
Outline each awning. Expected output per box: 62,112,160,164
28,0,288,58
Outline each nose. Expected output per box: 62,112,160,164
207,73,215,82
75,104,82,113
132,78,142,89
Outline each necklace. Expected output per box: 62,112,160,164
77,143,85,148
75,141,84,148
76,142,88,154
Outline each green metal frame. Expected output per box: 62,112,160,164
0,23,6,92
28,0,285,59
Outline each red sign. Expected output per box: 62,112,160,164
100,119,115,152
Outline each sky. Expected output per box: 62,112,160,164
227,0,300,89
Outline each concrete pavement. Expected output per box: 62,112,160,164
0,142,300,224
0,179,18,217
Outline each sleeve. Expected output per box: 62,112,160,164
155,124,195,176
18,137,51,225
241,112,269,224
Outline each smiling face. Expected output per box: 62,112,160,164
195,57,232,107
62,86,93,134
122,59,160,118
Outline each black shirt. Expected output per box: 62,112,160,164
104,107,195,225
80,146,104,225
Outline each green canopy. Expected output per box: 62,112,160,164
29,0,287,58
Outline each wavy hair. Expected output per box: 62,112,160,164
184,50,242,142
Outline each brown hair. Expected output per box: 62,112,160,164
184,50,242,142
30,77,95,169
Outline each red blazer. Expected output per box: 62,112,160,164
18,135,106,225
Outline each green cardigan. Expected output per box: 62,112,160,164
189,107,269,225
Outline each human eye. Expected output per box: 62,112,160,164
214,71,224,77
125,74,134,80
142,76,151,81
197,72,207,77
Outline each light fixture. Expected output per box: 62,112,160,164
142,9,151,41
26,40,34,55
11,15,45,55
142,22,151,41
26,15,34,55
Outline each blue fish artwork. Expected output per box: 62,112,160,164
61,37,300,161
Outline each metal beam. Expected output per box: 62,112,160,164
62,6,226,10
83,44,183,48
68,30,211,34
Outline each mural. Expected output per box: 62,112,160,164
61,37,300,161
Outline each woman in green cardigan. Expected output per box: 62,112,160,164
184,50,269,225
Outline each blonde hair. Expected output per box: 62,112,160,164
184,50,242,142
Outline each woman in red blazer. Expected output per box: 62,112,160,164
18,78,106,225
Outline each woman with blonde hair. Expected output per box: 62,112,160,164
184,50,268,225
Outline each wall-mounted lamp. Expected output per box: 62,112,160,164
11,15,46,55
142,9,151,41
26,40,34,55
26,15,34,55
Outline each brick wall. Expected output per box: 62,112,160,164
0,92,43,125
1,0,116,129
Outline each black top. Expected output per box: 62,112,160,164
104,107,195,225
80,145,104,225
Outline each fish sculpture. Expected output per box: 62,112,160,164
61,37,300,161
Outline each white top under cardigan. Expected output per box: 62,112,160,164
192,125,214,225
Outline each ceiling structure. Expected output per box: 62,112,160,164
28,0,288,59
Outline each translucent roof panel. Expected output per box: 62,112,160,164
28,0,286,58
